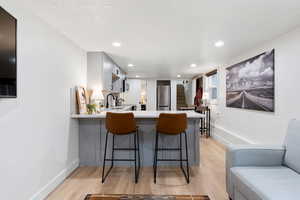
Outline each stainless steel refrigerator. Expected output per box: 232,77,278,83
157,85,171,110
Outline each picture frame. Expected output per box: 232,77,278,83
226,49,275,112
76,86,88,114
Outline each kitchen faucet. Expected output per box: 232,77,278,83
106,93,115,108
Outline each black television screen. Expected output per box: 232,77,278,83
0,7,17,98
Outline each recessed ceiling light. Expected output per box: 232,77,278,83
214,40,224,47
135,75,140,78
112,42,121,47
190,64,197,68
128,64,134,67
177,75,181,78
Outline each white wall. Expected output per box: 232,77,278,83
0,1,87,200
123,79,141,106
87,52,103,93
146,80,157,111
184,80,193,105
214,27,300,145
191,79,197,105
170,80,177,110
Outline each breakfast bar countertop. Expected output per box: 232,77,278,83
71,110,205,119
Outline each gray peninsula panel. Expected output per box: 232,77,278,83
79,118,200,166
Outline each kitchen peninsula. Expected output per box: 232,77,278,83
72,110,205,166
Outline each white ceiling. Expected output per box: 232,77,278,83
24,0,300,78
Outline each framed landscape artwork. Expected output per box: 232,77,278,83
226,49,275,112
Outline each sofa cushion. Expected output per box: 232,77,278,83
284,119,300,174
231,166,300,200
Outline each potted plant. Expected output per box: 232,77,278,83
86,104,97,114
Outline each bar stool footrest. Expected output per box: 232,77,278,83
113,148,137,151
157,148,181,151
157,159,188,162
105,159,135,161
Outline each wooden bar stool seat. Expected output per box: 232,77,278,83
102,112,141,183
153,113,190,184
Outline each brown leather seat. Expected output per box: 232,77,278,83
156,113,187,135
106,112,137,135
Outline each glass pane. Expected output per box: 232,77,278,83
211,88,217,99
211,74,218,87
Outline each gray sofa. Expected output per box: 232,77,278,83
226,119,300,200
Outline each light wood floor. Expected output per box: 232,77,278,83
46,138,228,200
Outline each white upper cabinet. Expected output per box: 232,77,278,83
102,54,113,91
87,52,125,93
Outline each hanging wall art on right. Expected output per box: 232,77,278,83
226,49,275,112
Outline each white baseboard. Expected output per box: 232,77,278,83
211,124,255,146
30,159,79,200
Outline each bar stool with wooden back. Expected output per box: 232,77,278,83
102,112,140,183
153,113,190,184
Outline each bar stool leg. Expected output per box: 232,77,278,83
153,134,156,171
208,109,211,137
184,131,190,183
102,131,115,183
179,133,183,169
205,111,208,135
102,131,109,183
153,132,159,184
134,133,138,183
199,118,201,135
179,132,190,184
200,117,204,135
111,134,115,167
136,129,141,179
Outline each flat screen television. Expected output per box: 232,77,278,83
0,6,17,98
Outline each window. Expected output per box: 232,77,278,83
206,70,218,104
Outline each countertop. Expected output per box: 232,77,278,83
71,110,205,119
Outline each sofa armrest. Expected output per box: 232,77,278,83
226,145,285,198
226,145,285,167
